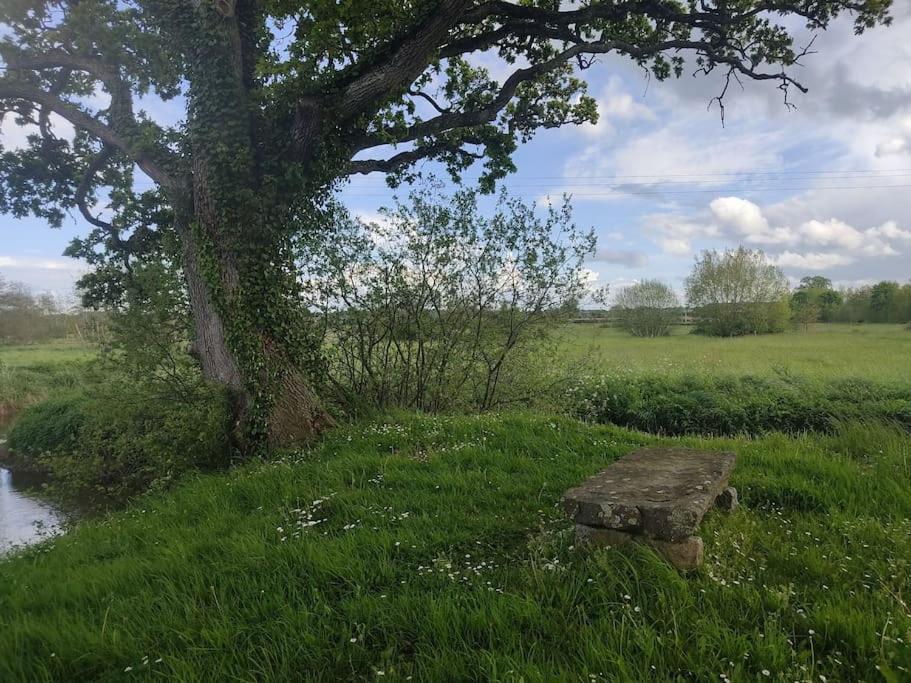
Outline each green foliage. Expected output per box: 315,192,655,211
6,393,86,455
794,276,843,323
566,373,911,436
1,413,909,680
301,183,595,414
833,281,911,323
789,289,819,329
613,279,680,337
0,275,106,344
7,377,231,506
686,247,791,336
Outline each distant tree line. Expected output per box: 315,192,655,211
609,248,911,338
0,275,105,344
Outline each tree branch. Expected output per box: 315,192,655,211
75,144,117,231
357,29,809,155
335,0,475,118
0,80,178,191
348,140,483,175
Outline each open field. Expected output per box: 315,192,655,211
0,339,96,368
2,324,909,380
1,413,909,680
0,341,94,414
560,323,911,382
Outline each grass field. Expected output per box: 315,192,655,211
0,339,96,368
2,324,909,380
0,340,94,414
561,323,911,382
1,413,909,680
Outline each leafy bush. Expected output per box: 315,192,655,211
8,379,231,505
566,373,911,436
6,393,87,455
612,280,679,337
301,183,596,415
686,247,790,336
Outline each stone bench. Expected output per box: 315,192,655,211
563,447,737,570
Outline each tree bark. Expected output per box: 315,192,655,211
176,171,335,450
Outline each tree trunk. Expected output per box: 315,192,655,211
170,12,335,451
176,182,334,451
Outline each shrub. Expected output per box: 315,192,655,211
6,394,87,455
8,379,231,505
566,373,911,436
301,182,597,415
613,280,679,337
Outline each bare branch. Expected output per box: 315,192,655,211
407,89,451,115
75,144,117,231
348,141,482,175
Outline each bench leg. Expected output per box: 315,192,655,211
714,486,739,511
575,524,704,571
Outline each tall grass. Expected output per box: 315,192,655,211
566,372,911,436
0,360,88,416
2,414,909,680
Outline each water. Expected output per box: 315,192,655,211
0,416,65,556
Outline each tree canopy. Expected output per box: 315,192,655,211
613,279,679,337
686,247,790,336
0,0,896,447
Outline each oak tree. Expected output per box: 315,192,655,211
0,0,894,448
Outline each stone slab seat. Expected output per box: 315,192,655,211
563,447,737,570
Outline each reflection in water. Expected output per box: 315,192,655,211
0,425,65,555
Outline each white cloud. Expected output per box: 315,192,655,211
656,237,694,257
640,211,720,256
0,255,85,295
772,251,854,270
875,137,909,157
709,197,798,245
710,197,769,235
592,248,648,268
0,256,78,271
580,77,655,138
796,218,865,250
868,220,911,242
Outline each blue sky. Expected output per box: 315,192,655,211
2,6,910,302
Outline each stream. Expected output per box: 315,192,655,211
0,414,66,556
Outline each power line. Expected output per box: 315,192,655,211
340,183,911,197
344,168,911,183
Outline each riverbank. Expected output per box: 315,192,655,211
2,413,909,680
0,416,67,557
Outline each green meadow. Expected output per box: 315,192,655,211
0,339,97,368
561,323,911,381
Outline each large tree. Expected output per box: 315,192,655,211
0,0,893,448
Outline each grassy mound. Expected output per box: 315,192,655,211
2,414,909,680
